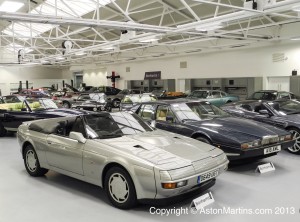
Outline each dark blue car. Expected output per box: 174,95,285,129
0,95,87,137
132,100,294,161
221,99,300,154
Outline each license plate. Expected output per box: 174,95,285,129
197,170,219,184
264,145,281,155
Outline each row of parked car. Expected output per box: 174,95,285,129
1,87,300,209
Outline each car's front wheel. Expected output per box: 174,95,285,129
0,122,7,137
112,99,120,108
62,101,71,108
104,167,137,209
24,145,49,176
287,128,300,154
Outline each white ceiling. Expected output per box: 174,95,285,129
0,0,300,67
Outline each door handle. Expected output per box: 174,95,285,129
47,141,53,145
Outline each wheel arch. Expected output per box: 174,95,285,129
22,141,34,158
191,132,212,143
101,162,133,189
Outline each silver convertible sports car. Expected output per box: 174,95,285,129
17,112,229,209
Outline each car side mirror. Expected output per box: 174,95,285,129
259,109,270,116
166,115,174,123
69,132,86,144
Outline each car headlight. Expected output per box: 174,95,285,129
241,139,261,149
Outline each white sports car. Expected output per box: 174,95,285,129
17,112,228,209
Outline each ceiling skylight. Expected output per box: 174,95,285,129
2,0,113,41
0,1,24,12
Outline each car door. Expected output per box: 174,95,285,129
45,117,85,175
209,91,222,106
0,100,38,131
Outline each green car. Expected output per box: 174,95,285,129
187,90,239,107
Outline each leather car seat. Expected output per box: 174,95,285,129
157,110,167,121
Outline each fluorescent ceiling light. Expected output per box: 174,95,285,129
6,43,33,53
102,46,115,50
195,23,225,32
291,37,300,41
75,52,87,56
139,36,160,43
0,1,24,12
55,56,65,61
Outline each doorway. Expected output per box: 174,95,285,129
267,77,290,91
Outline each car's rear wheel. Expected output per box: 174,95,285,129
195,136,212,144
0,123,7,137
226,100,232,103
62,101,71,108
287,128,300,154
24,145,48,176
104,167,137,209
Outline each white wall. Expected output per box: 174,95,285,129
0,66,67,95
102,41,300,91
62,67,108,87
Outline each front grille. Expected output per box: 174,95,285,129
262,135,279,145
166,153,226,181
168,166,195,181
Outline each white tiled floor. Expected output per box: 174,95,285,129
1,136,300,222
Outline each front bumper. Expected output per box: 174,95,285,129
154,160,228,200
224,140,295,161
139,179,216,206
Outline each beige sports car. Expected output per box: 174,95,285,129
17,112,228,209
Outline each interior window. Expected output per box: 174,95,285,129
220,92,226,97
156,105,175,121
211,91,221,98
138,104,155,120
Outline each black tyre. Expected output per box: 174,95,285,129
112,99,120,108
226,100,232,104
104,167,137,209
24,145,48,177
0,122,7,137
287,128,300,154
195,136,212,144
62,101,71,108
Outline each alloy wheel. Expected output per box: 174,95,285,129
288,129,300,153
108,173,129,204
26,150,37,172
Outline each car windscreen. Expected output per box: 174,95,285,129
267,100,300,115
89,93,106,102
84,112,153,139
171,102,230,121
250,92,277,100
26,98,58,110
188,91,208,98
122,95,157,103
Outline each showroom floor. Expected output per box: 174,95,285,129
0,136,300,222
